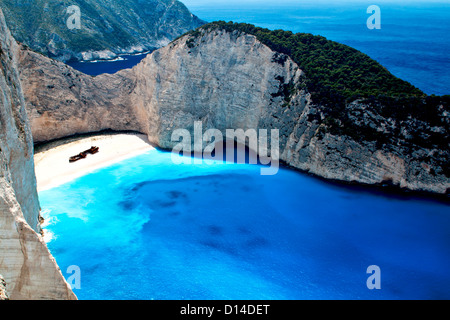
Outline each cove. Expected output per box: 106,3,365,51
39,149,450,300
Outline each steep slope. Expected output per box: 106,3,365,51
0,10,76,300
19,24,449,195
0,0,205,61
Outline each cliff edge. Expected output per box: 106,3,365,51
0,9,76,300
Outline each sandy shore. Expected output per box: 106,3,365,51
34,133,155,192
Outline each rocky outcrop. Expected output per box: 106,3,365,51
18,27,449,195
0,10,76,300
0,0,205,62
0,275,9,300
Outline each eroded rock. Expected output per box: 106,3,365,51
0,9,76,300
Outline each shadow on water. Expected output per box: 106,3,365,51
164,138,450,204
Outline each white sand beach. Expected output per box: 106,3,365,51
34,133,155,192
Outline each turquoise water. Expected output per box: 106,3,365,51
40,149,450,300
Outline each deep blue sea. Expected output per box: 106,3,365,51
67,52,151,76
69,0,450,96
40,149,450,300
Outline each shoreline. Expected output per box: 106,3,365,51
278,160,450,204
34,133,155,192
33,132,449,203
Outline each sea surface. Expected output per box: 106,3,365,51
69,0,450,96
40,149,450,300
67,52,151,76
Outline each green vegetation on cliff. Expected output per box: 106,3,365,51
184,22,449,175
187,21,424,104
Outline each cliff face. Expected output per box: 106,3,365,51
19,48,145,142
0,10,76,300
0,0,205,62
131,29,449,194
130,29,304,148
19,28,450,195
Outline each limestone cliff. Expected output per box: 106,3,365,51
0,10,76,300
18,26,449,195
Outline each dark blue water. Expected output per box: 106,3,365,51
71,1,450,95
40,149,450,300
182,0,450,95
67,52,150,76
